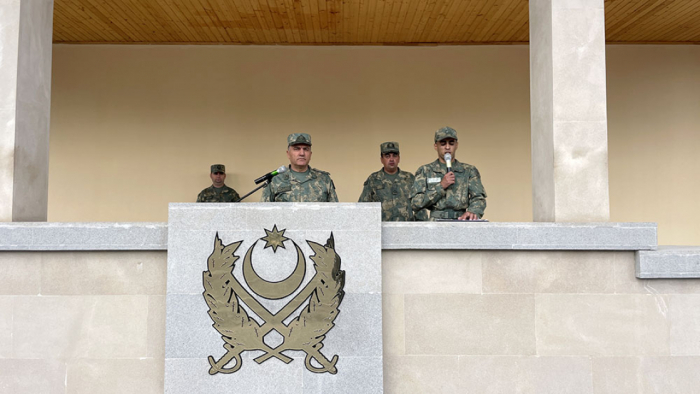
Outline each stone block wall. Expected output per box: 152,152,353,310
0,251,166,393
2,249,700,393
383,250,700,393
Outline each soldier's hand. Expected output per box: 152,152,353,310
440,172,456,189
459,211,479,221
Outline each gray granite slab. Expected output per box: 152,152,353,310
636,246,700,279
0,221,658,252
165,357,304,394
0,222,167,250
382,222,657,250
302,356,383,393
165,203,383,393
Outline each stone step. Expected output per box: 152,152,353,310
636,246,700,279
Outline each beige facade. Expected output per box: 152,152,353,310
47,44,700,244
2,249,700,392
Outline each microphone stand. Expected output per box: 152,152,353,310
237,181,269,202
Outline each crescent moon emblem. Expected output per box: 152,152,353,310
243,240,306,300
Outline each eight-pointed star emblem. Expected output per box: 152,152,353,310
261,225,289,253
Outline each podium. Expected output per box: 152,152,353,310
164,203,384,393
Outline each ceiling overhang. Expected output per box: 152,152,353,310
53,0,700,45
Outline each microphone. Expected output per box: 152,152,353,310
444,153,453,173
254,165,287,184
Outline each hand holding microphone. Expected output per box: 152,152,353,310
254,165,287,185
440,153,456,189
444,153,453,173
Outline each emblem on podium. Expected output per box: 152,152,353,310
202,226,345,375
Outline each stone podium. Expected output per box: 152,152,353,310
164,203,383,393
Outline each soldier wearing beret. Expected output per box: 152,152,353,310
411,127,487,220
197,164,241,203
359,142,428,221
261,133,338,202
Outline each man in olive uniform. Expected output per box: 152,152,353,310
411,127,487,220
196,164,241,202
261,133,338,202
359,142,428,221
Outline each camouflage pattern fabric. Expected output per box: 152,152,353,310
380,141,400,155
411,159,487,219
210,164,226,173
434,126,458,142
287,133,312,146
197,185,241,203
261,167,338,202
359,168,428,221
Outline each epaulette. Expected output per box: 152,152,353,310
311,167,331,176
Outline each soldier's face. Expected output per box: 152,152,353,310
210,171,226,187
287,144,312,169
381,152,400,173
435,138,458,161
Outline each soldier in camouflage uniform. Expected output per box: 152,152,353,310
197,164,241,203
261,133,338,202
359,142,429,221
411,127,487,220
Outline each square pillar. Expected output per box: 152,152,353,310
530,0,610,222
0,0,54,221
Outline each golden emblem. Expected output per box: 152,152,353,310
202,226,345,375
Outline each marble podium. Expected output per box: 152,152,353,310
164,203,384,393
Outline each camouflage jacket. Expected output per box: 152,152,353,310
261,166,338,202
197,185,240,203
411,159,487,218
358,168,429,221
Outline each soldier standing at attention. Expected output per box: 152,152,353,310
261,133,338,202
411,127,487,220
197,164,241,202
359,142,428,221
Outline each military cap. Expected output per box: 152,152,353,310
287,133,312,147
434,126,458,142
381,141,400,155
211,164,226,174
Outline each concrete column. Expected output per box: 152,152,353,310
0,0,54,222
529,0,610,222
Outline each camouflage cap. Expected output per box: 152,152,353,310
210,164,226,174
434,126,458,142
380,141,400,155
287,133,312,147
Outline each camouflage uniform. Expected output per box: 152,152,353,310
261,167,338,202
359,168,429,221
261,133,338,202
358,142,428,221
197,164,241,203
196,185,241,202
411,127,487,220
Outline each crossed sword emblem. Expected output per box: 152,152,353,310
207,239,339,375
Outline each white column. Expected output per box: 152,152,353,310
529,0,610,222
0,0,54,221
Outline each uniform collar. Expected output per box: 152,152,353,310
289,166,315,184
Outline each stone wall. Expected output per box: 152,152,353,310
383,250,700,393
2,249,700,393
0,251,166,393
